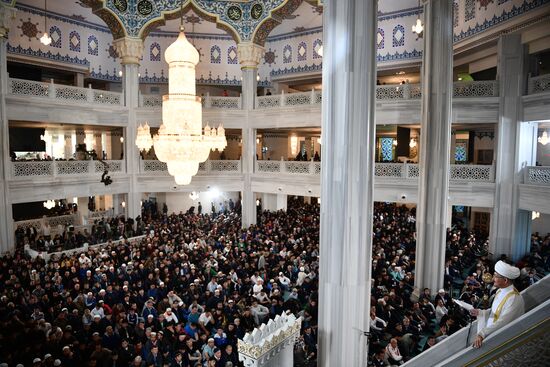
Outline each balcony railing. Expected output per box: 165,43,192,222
139,160,242,175
528,74,550,95
524,166,550,186
254,81,498,108
11,160,125,179
256,160,321,175
14,213,80,233
255,161,494,182
8,78,123,106
139,93,242,109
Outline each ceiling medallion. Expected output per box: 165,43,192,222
137,0,153,16
113,0,127,12
227,6,243,21
251,3,263,20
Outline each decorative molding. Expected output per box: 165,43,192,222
238,42,265,68
6,43,90,66
113,37,143,65
270,63,322,78
454,0,550,43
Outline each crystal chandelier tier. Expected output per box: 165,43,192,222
136,22,226,185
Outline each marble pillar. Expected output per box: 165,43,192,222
113,37,143,220
241,127,256,227
238,43,263,228
414,0,453,293
0,4,15,253
276,194,287,212
317,0,377,366
490,35,528,261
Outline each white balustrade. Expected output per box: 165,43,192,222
524,166,550,186
528,74,550,95
11,160,125,179
238,312,302,367
255,160,320,175
254,161,493,182
255,81,498,109
9,78,124,106
452,80,499,98
449,164,494,182
140,94,162,107
208,95,242,109
14,213,80,234
140,160,241,175
256,89,322,109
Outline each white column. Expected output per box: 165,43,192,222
262,193,277,212
276,194,287,211
241,127,256,227
414,0,453,293
238,43,263,228
0,4,15,253
490,35,528,261
318,0,377,366
113,37,143,220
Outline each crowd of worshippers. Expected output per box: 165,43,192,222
367,205,549,367
3,200,549,367
0,199,320,367
15,215,141,253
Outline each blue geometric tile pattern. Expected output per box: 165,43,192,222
150,42,160,61
227,46,238,64
313,39,322,59
380,138,394,162
7,43,90,66
283,44,292,63
454,0,550,43
453,1,459,28
88,35,98,56
297,41,307,61
455,142,467,162
465,0,475,21
49,25,61,48
102,0,286,42
69,31,81,52
210,45,221,64
377,28,384,49
392,25,405,47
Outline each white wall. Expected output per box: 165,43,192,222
532,212,550,236
163,191,240,215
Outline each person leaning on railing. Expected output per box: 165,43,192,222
469,261,524,348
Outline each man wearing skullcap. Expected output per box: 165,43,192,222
470,260,524,348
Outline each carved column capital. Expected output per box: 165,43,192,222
113,37,144,65
0,4,16,39
237,42,264,69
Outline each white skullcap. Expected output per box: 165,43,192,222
495,260,520,280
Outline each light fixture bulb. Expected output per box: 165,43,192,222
40,32,52,46
412,18,424,35
532,211,540,220
538,131,549,146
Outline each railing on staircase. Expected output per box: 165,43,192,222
403,274,550,366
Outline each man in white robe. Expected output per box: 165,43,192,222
470,260,524,348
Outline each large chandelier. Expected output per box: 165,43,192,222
136,21,226,185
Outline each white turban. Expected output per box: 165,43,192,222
495,260,520,280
